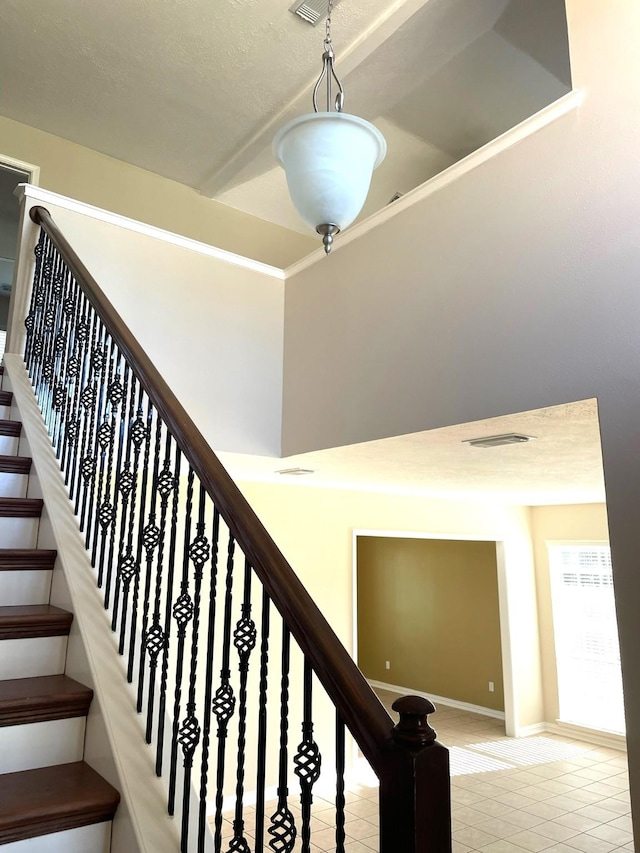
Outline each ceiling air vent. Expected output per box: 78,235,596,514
463,433,535,448
275,467,315,476
290,0,341,26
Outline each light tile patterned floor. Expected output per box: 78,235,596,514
215,687,634,852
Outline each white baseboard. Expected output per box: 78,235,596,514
514,723,548,738
367,680,506,721
545,721,627,751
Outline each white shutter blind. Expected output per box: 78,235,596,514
549,545,625,734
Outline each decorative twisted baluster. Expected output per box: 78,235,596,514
136,415,163,711
294,660,322,853
227,560,257,853
81,327,108,540
197,507,221,853
254,588,271,852
268,626,296,853
144,432,178,744
127,397,153,679
212,535,237,853
156,441,185,777
178,482,210,851
168,467,195,817
104,362,131,611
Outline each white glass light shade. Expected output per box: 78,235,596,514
273,112,386,233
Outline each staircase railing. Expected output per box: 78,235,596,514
21,205,451,853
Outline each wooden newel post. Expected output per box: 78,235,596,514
379,696,452,853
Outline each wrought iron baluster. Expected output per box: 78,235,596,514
74,310,99,519
335,712,346,853
50,263,74,457
254,587,271,853
198,507,221,853
127,396,154,683
23,230,47,374
67,294,93,499
34,240,59,417
268,625,296,853
178,483,211,851
92,341,117,570
212,534,237,853
295,660,322,853
169,467,195,816
111,375,140,636
84,330,111,552
228,559,257,853
156,443,184,775
144,431,178,744
57,271,83,469
104,360,129,609
137,415,163,714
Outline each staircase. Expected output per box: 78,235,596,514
0,203,453,853
0,373,120,852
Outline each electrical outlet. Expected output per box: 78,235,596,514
385,660,390,670
488,681,495,692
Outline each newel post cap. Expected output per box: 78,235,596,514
391,695,437,748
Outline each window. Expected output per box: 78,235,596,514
549,544,625,734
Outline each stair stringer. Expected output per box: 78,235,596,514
4,353,182,853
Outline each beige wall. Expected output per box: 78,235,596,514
530,503,610,723
236,480,541,733
0,115,315,267
357,536,504,712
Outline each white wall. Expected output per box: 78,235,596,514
282,0,640,834
10,191,285,457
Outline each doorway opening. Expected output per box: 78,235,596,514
355,533,506,721
0,159,37,361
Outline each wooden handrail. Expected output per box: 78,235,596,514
29,204,394,771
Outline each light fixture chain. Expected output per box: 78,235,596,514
325,0,334,49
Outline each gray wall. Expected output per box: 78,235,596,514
283,0,640,835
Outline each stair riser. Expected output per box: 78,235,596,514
0,517,40,549
0,822,111,853
0,473,28,499
0,405,13,421
0,571,52,606
0,436,19,456
0,718,85,774
0,638,67,680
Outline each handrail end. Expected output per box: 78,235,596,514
29,205,50,225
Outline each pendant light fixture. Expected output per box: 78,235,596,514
273,0,387,253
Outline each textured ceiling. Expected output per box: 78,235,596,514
218,400,606,505
0,0,571,236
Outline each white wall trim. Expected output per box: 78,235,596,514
546,721,626,751
0,154,40,186
4,353,181,853
284,89,584,278
515,722,549,738
15,184,285,281
367,680,506,721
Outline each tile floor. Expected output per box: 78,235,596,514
215,686,634,852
